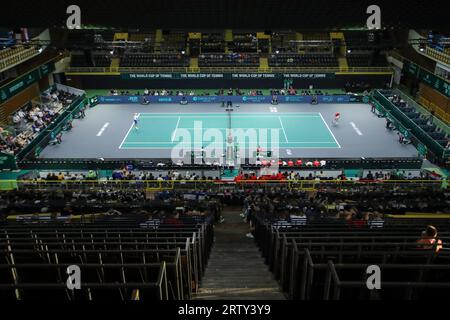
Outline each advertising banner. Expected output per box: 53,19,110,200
0,62,55,104
97,94,359,104
403,60,450,99
121,72,335,81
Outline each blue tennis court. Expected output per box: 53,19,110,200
119,112,341,149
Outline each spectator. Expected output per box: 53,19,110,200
417,225,443,253
162,211,184,225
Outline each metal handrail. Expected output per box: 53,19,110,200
3,179,447,193
374,90,447,157
325,260,450,300
0,54,63,91
155,261,169,300
418,96,450,125
425,46,450,66
7,179,449,184
395,89,450,132
390,51,450,84
65,65,393,74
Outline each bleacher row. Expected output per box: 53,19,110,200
70,52,348,68
0,217,214,300
425,46,450,66
67,30,115,44
65,29,395,69
254,218,450,300
198,53,259,67
347,53,388,67
383,92,450,149
269,53,338,68
70,53,112,68
121,53,189,67
0,45,40,71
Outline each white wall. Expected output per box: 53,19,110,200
32,29,51,42
54,57,70,74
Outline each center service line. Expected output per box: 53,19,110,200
96,122,109,136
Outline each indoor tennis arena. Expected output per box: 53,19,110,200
0,0,450,310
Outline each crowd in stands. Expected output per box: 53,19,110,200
41,170,97,181
3,181,447,222
109,89,198,96
106,88,348,97
0,89,78,155
0,187,223,226
235,168,436,182
239,185,448,240
110,169,219,181
2,171,449,249
25,166,440,184
269,88,328,96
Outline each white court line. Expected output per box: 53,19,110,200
122,141,338,144
171,116,181,142
350,122,363,136
120,146,340,149
96,122,109,136
318,113,341,148
118,113,140,149
130,127,298,130
137,112,321,116
138,115,321,118
278,116,289,143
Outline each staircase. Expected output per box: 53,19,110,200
194,208,286,300
259,57,269,72
224,29,233,53
154,29,163,53
110,57,120,72
338,57,349,71
331,32,348,71
295,32,303,53
189,57,199,72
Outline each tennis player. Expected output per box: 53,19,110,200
133,113,139,130
333,112,340,125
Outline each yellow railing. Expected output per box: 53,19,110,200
425,46,450,66
1,179,447,192
0,46,40,72
259,57,269,72
65,66,392,74
0,54,65,92
418,96,450,124
390,51,449,84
